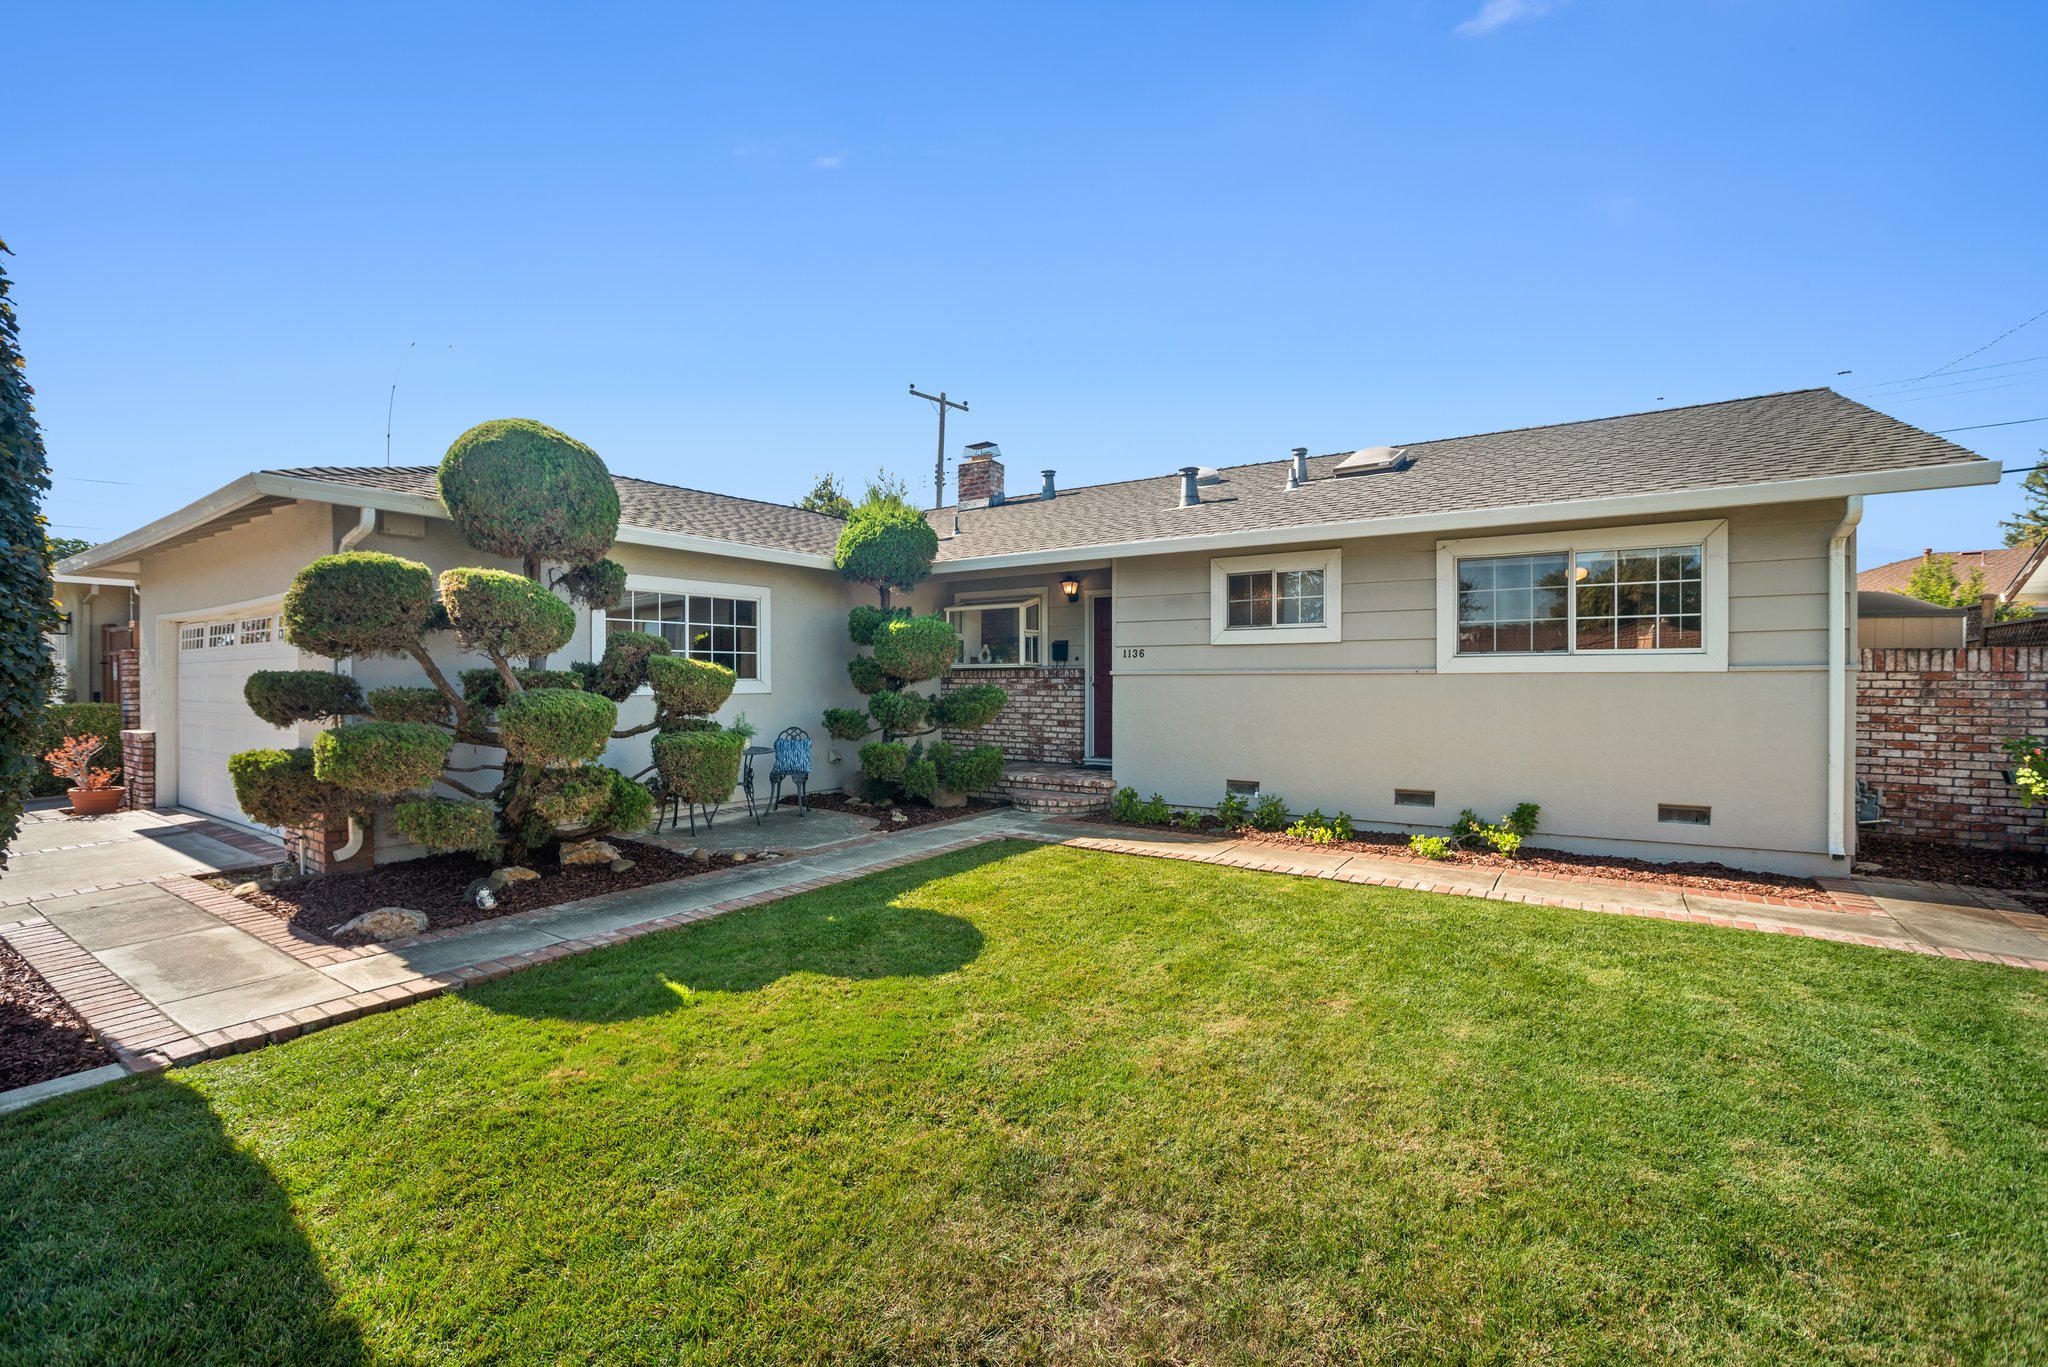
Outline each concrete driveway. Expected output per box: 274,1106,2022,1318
2,806,272,906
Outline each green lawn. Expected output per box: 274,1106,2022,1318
4,842,2045,1365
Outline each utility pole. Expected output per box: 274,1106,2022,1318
908,384,969,509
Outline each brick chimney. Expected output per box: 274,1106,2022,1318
958,442,1004,507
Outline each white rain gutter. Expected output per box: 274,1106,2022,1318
1826,495,1864,860
337,506,378,552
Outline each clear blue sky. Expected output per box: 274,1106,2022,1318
13,1,2045,572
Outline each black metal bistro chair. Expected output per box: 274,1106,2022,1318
768,726,813,815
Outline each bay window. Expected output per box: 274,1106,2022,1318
946,598,1043,667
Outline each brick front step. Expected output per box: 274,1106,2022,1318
997,764,1117,799
1005,787,1112,815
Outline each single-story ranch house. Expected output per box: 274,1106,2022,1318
57,388,1996,875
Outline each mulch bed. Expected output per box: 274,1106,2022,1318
786,791,1006,832
1102,819,1834,905
1856,836,2048,911
1,938,115,1091
214,839,742,945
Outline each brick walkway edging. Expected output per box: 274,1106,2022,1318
3,829,1020,1080
1062,835,2048,973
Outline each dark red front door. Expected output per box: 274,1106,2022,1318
1092,596,1113,758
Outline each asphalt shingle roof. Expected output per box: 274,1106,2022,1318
266,467,846,557
924,388,1989,562
1858,544,2045,598
269,389,1987,569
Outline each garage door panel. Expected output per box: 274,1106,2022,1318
175,609,301,827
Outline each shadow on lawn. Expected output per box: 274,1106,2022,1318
479,847,1014,1023
0,1075,367,1366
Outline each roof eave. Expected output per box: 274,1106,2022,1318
930,459,2001,573
59,474,266,574
614,526,834,569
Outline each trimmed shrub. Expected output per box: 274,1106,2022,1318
440,567,577,661
1213,792,1250,828
33,702,120,797
228,748,351,828
871,615,956,683
847,605,907,646
574,630,669,702
866,689,931,736
556,558,626,611
1109,786,1143,822
459,667,584,708
365,686,448,726
653,729,744,804
846,655,887,695
312,722,452,795
530,764,615,826
244,670,364,728
858,740,908,783
282,552,435,658
901,758,938,802
497,688,617,765
834,499,938,604
647,654,736,719
437,418,621,570
934,685,1005,729
1249,794,1290,832
593,767,653,834
939,743,1004,796
394,797,499,859
822,707,872,742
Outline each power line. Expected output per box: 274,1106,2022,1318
1933,417,2048,434
1887,376,2048,404
1900,306,2048,386
1853,352,2048,392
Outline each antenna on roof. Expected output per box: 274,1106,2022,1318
385,341,414,466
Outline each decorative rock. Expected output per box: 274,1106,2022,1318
486,865,540,892
731,852,748,864
230,881,262,898
608,857,636,873
333,906,429,941
931,786,967,809
678,846,707,862
889,809,909,824
559,839,621,867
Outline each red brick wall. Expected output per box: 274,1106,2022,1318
940,666,1083,764
109,647,140,729
119,729,155,810
291,812,375,875
1857,647,2048,850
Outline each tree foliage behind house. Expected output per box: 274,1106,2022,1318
1902,551,2034,622
0,241,58,866
2002,459,2048,547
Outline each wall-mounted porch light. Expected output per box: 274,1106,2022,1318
1058,572,1082,603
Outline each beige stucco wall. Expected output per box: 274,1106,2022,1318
1102,498,1855,875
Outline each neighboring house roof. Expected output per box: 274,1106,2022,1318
57,387,1997,578
1856,590,1966,619
1857,543,2048,601
265,466,846,558
926,388,1994,566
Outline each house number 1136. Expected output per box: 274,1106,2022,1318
1120,647,1145,659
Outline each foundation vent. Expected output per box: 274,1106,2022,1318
1657,804,1712,826
1394,789,1436,808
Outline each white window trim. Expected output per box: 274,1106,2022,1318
1209,548,1343,645
1434,519,1729,673
945,594,1046,668
595,574,772,694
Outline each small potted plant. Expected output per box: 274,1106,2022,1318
43,734,125,816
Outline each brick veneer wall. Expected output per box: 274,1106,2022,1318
291,812,376,875
940,666,1084,764
119,729,156,810
109,648,140,728
1857,647,2048,850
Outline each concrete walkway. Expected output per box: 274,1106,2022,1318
6,807,2046,1101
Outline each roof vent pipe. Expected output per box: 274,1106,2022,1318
1288,447,1309,489
1178,466,1201,508
1041,469,1056,499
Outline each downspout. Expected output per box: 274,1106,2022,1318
1826,495,1864,860
324,505,380,866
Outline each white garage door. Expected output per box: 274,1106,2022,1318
175,610,300,826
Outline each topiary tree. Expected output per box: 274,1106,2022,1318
823,609,1008,805
0,240,59,866
834,489,939,610
650,657,747,832
229,420,708,867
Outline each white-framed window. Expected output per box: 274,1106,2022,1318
239,616,275,646
946,597,1043,667
1434,520,1729,673
1209,548,1343,645
179,624,206,652
206,621,239,650
596,575,771,693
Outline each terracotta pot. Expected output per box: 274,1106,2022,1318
67,787,126,816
